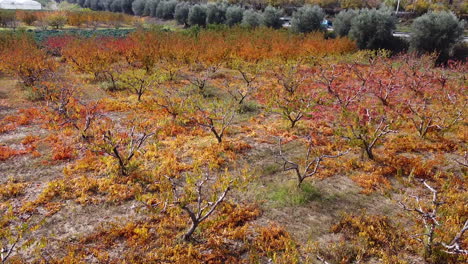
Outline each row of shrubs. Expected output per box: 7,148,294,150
67,0,466,59
66,0,287,29
0,10,136,29
333,8,465,59
66,0,468,16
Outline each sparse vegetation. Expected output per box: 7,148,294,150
0,7,466,263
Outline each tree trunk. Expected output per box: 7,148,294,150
182,221,198,241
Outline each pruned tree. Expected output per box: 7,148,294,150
442,221,468,255
399,180,468,258
347,115,396,160
274,61,307,96
316,64,366,108
1,207,37,264
367,59,402,108
153,87,189,120
184,65,218,97
225,61,260,105
191,98,236,143
167,171,233,241
118,69,163,102
279,96,312,129
266,61,315,128
277,137,349,187
55,99,105,142
453,152,468,168
94,126,155,176
404,97,465,139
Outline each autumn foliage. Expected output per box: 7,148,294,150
0,26,466,264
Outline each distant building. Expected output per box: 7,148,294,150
0,0,42,10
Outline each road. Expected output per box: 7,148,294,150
392,32,468,43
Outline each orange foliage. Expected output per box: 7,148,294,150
0,35,57,88
254,224,295,254
327,213,411,263
0,146,26,161
0,108,43,134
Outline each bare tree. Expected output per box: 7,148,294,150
185,65,219,97
153,88,189,120
274,61,307,95
192,103,235,144
442,220,468,255
453,152,468,168
119,69,161,102
225,68,258,105
317,64,365,108
96,127,155,176
349,116,396,160
1,213,34,264
405,99,464,138
1,234,19,264
277,138,349,187
167,174,232,241
399,180,468,258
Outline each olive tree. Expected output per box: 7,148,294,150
188,4,207,27
410,11,464,57
155,0,177,19
120,0,135,14
147,0,160,17
333,9,358,37
291,5,325,33
262,5,283,29
226,6,244,26
132,0,146,16
349,8,396,50
242,9,262,28
110,0,123,13
174,2,190,26
206,2,226,25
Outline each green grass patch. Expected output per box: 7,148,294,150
268,181,322,207
262,163,281,176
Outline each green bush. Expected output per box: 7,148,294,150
132,0,146,16
333,9,358,37
409,11,464,57
110,0,123,13
206,2,226,25
174,2,190,26
349,8,396,50
155,0,177,19
262,5,283,29
120,0,134,15
188,4,207,27
147,0,160,17
242,9,262,28
142,0,154,16
47,14,68,30
291,5,325,33
226,6,244,26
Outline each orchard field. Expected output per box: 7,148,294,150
0,27,467,263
